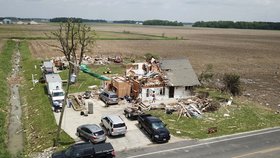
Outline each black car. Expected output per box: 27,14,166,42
138,114,170,143
51,142,115,158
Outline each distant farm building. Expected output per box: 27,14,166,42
28,21,38,25
17,21,25,25
3,19,12,24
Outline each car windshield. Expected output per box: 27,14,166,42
94,130,105,136
110,94,118,98
152,122,165,130
53,92,64,97
113,123,125,128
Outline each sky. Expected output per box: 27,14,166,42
0,0,280,22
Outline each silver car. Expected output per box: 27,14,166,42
76,124,106,143
101,115,127,136
99,91,118,105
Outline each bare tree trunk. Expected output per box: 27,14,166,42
54,63,73,146
52,19,94,146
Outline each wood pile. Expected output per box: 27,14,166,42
69,94,84,111
166,96,219,119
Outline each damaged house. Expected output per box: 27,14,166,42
160,59,201,99
127,58,200,101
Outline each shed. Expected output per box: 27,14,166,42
111,77,131,98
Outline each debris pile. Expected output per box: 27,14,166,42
130,94,223,119
51,55,123,68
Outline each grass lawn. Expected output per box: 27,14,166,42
148,89,280,139
0,40,15,158
20,41,74,154
59,64,125,93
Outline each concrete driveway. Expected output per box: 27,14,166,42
53,98,182,151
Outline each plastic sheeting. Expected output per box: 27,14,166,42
80,64,111,81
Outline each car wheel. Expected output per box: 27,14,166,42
77,131,81,137
151,135,155,142
100,120,103,126
125,113,129,118
139,123,142,129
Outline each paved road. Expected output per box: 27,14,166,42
117,127,280,158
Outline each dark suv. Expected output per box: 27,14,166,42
51,142,115,158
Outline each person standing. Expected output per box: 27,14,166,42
152,91,156,103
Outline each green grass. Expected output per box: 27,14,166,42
19,41,74,154
59,64,125,93
148,96,280,139
0,40,15,158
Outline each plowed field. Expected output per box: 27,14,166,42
28,25,280,109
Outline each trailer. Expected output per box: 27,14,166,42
42,61,54,74
45,74,65,108
123,106,143,120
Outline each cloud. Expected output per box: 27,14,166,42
0,0,280,22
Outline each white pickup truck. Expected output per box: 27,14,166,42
45,74,65,108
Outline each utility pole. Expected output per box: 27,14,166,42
54,62,79,146
54,67,70,146
52,20,94,146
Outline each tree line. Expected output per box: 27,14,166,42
143,20,184,26
193,21,280,30
50,17,107,23
113,20,143,24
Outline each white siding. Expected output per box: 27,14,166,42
140,87,168,101
140,86,192,101
174,87,185,99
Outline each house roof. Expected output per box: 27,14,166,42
160,59,200,86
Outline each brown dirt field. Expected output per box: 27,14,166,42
29,26,280,109
0,24,58,38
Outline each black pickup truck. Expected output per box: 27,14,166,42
51,142,115,158
138,114,170,143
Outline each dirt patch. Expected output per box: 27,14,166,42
28,26,280,109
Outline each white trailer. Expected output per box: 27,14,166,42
45,74,65,107
43,61,54,74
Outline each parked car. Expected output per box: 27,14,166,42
101,115,127,136
76,124,106,143
51,142,115,158
138,114,170,143
99,91,118,105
